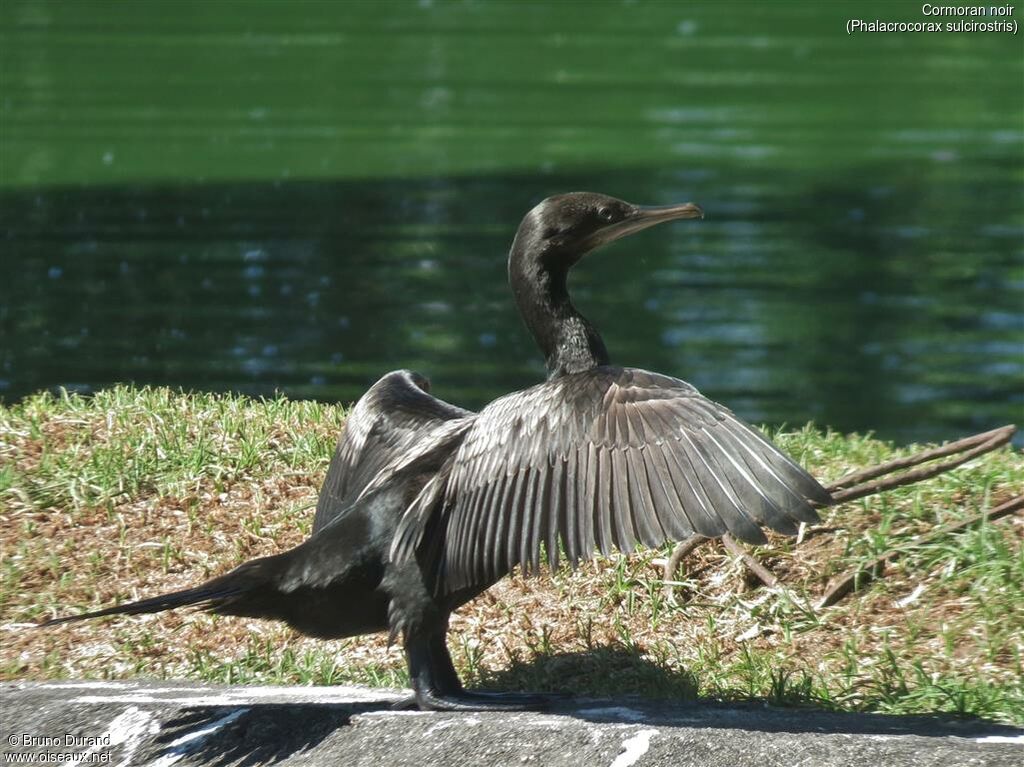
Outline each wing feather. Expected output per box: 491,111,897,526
661,438,728,538
390,366,831,591
536,458,561,573
643,445,695,541
313,369,471,534
595,446,615,555
611,449,635,552
577,444,596,559
458,484,488,581
625,447,666,546
518,469,541,575
680,428,768,544
719,419,823,522
707,423,800,534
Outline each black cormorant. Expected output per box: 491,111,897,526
43,192,832,711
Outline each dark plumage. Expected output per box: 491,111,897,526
43,192,832,711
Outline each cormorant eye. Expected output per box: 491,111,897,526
597,207,614,222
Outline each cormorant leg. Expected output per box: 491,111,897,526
393,628,473,711
428,633,572,704
395,628,567,712
427,631,464,694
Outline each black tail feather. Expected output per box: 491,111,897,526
38,523,389,640
38,582,245,627
36,554,286,628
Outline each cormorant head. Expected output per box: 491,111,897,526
512,191,704,267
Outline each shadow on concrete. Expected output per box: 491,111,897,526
475,646,1023,740
140,702,377,766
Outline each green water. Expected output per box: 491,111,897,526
2,0,1022,444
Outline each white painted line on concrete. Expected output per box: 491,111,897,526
39,681,143,690
357,709,434,717
974,734,1024,744
72,693,260,707
149,708,250,767
71,686,401,707
72,705,161,767
109,707,160,767
236,685,403,701
609,728,659,767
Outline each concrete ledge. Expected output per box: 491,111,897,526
2,681,1021,766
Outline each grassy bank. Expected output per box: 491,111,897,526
1,386,1021,723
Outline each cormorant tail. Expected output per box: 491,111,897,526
38,556,280,627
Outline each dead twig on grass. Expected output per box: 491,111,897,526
825,424,1016,504
818,494,1024,608
824,425,1015,491
659,534,709,600
722,534,779,588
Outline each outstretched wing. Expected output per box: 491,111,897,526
393,366,832,591
312,369,472,534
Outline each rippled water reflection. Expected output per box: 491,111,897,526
2,1,1021,445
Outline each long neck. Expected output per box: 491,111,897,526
509,246,610,379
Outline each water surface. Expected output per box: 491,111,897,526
2,1,1021,445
